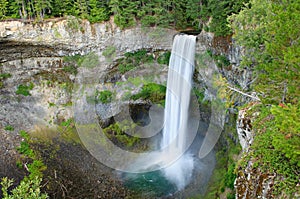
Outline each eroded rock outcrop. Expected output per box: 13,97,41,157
197,31,252,90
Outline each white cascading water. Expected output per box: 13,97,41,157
161,34,197,190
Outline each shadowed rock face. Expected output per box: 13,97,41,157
0,41,66,63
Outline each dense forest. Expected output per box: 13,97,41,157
0,0,246,36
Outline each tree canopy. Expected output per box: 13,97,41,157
0,0,247,36
230,0,300,104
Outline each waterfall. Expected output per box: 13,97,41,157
161,34,196,190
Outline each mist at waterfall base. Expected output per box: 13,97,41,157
121,35,216,197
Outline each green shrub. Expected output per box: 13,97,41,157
118,63,135,74
62,65,78,75
141,15,157,27
60,118,73,127
131,83,166,105
224,163,236,190
117,49,154,74
97,90,113,104
245,103,300,195
1,177,48,199
102,46,116,58
207,50,230,68
271,103,300,166
64,52,99,69
63,54,82,63
0,73,12,79
103,120,140,147
86,90,114,104
80,52,100,68
16,83,34,96
0,73,12,88
157,51,171,65
88,7,110,23
17,130,35,158
0,130,48,198
4,125,14,131
215,55,230,68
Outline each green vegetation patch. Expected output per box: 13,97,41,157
62,65,78,75
229,0,300,104
63,52,99,69
239,103,300,196
80,52,100,68
157,51,171,65
0,73,12,88
1,130,48,199
1,177,48,199
86,90,114,104
203,112,241,199
4,125,14,131
59,118,81,145
0,0,246,36
96,90,113,104
103,120,140,148
207,50,230,69
131,83,166,106
118,49,154,74
66,16,84,32
0,73,12,79
15,82,34,96
102,46,116,59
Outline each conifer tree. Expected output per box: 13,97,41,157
88,0,110,23
0,0,8,19
34,0,52,20
73,0,89,18
230,0,300,104
109,0,137,28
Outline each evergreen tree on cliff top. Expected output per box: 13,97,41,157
230,0,300,104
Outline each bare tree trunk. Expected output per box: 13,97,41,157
227,86,261,101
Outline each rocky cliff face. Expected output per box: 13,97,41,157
0,17,176,132
0,17,178,198
0,17,253,132
197,31,252,90
0,17,175,62
196,31,281,199
234,103,284,199
0,18,259,198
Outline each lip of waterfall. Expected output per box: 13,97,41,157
179,30,201,35
172,32,199,42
